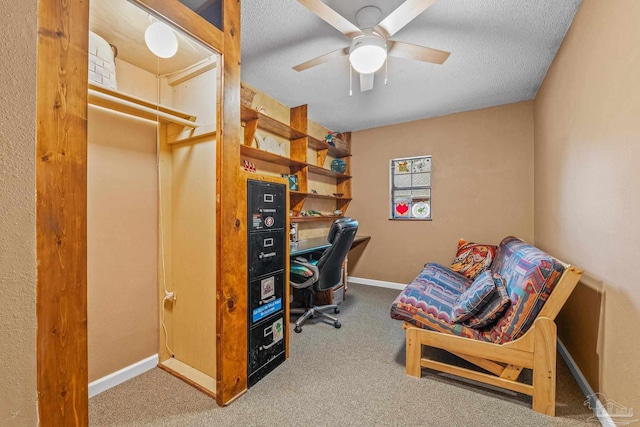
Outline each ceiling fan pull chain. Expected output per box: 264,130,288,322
385,59,389,85
349,65,353,96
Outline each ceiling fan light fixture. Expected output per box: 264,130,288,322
145,21,178,58
349,32,387,74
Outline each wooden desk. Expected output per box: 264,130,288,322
289,235,370,257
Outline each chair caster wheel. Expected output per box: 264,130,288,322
294,326,302,333
334,308,340,314
334,321,341,329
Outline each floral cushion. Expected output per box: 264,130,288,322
450,239,497,280
463,273,511,329
451,270,496,323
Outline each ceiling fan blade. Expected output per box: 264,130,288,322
360,73,374,92
293,47,349,72
388,41,450,64
297,0,363,38
375,0,436,38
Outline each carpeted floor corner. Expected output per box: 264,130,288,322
89,284,596,426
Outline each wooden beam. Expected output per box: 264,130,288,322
500,364,524,381
131,0,224,53
166,57,218,86
36,0,89,424
216,0,247,406
420,359,534,396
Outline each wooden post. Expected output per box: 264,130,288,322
216,0,247,406
532,318,557,416
405,327,422,377
36,0,89,424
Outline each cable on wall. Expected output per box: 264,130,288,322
155,56,175,358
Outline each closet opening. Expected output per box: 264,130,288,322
88,0,221,398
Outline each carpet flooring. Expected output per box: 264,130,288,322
90,284,596,426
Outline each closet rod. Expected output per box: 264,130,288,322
88,88,200,128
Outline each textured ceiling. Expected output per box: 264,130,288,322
241,0,582,131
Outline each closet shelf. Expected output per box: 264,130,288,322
88,83,199,128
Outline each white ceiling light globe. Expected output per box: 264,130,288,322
145,21,178,58
349,32,387,74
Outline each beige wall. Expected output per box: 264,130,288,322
534,0,640,413
0,0,38,425
87,63,160,381
87,107,159,381
349,102,534,284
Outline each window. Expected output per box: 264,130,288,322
390,155,432,220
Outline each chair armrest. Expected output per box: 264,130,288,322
289,259,319,289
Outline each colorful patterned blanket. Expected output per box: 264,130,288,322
390,236,565,344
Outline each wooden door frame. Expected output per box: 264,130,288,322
35,0,244,423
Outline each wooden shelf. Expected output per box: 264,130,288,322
240,145,306,168
241,105,306,140
240,105,351,158
88,83,198,128
307,136,351,158
290,191,352,201
290,215,345,223
168,124,216,145
307,164,351,179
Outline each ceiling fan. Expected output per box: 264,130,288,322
293,0,451,92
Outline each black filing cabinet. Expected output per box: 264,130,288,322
247,180,287,387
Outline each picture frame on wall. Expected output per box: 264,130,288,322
389,155,432,220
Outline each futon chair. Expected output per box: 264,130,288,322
290,218,358,333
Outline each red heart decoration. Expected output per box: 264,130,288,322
395,203,409,215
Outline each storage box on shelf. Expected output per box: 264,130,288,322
239,90,352,230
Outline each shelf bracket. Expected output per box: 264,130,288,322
243,118,258,146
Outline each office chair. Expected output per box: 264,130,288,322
290,218,359,333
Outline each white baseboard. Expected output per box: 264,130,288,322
557,340,615,427
89,354,159,398
348,276,406,290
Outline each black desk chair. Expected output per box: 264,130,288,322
290,218,359,333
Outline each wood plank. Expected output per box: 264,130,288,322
451,352,506,376
290,105,308,133
290,191,352,201
408,326,535,368
243,119,258,146
168,124,217,145
290,216,345,223
160,358,216,397
166,57,217,86
131,0,224,54
36,0,89,424
501,365,525,381
307,135,351,158
240,145,306,168
88,83,195,121
532,318,557,416
537,265,583,321
307,163,351,179
421,359,534,396
316,149,328,169
241,105,307,140
216,0,247,406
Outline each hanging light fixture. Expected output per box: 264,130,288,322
144,21,178,58
348,30,387,74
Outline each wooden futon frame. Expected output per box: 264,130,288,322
404,264,583,416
